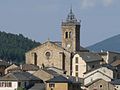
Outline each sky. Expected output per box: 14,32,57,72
0,0,120,47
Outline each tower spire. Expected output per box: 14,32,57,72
70,5,72,14
66,7,77,23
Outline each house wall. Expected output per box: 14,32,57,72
87,79,114,90
5,64,18,74
84,71,112,85
114,85,120,90
46,83,68,90
0,81,18,90
72,54,86,78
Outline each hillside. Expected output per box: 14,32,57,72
0,31,40,64
87,34,120,52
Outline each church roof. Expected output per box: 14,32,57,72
26,41,71,54
52,41,89,52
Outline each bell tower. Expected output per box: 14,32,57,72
62,8,81,52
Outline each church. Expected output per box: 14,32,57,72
25,9,102,77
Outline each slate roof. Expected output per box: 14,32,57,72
84,70,112,80
43,68,59,77
111,79,120,85
84,64,115,74
21,64,39,71
44,67,65,74
76,52,102,62
68,76,83,84
1,71,42,81
28,83,45,90
46,75,72,83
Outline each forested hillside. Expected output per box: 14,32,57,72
0,31,40,64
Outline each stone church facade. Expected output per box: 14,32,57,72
25,9,94,76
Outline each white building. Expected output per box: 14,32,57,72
84,66,113,85
72,52,102,78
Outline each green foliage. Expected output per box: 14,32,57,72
16,87,26,90
0,31,40,64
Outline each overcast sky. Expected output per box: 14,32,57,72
0,0,120,47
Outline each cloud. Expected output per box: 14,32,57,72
102,0,113,6
80,0,113,9
80,0,96,8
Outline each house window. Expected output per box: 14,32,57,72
18,82,21,87
75,72,78,77
75,65,78,71
75,57,78,63
0,82,12,87
8,82,12,87
49,83,55,88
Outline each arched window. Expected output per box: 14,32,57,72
69,32,72,38
65,32,68,39
33,53,37,65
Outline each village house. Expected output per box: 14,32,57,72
46,75,81,90
84,79,115,90
5,64,20,74
0,71,43,90
83,65,114,86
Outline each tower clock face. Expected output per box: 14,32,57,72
67,44,71,48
